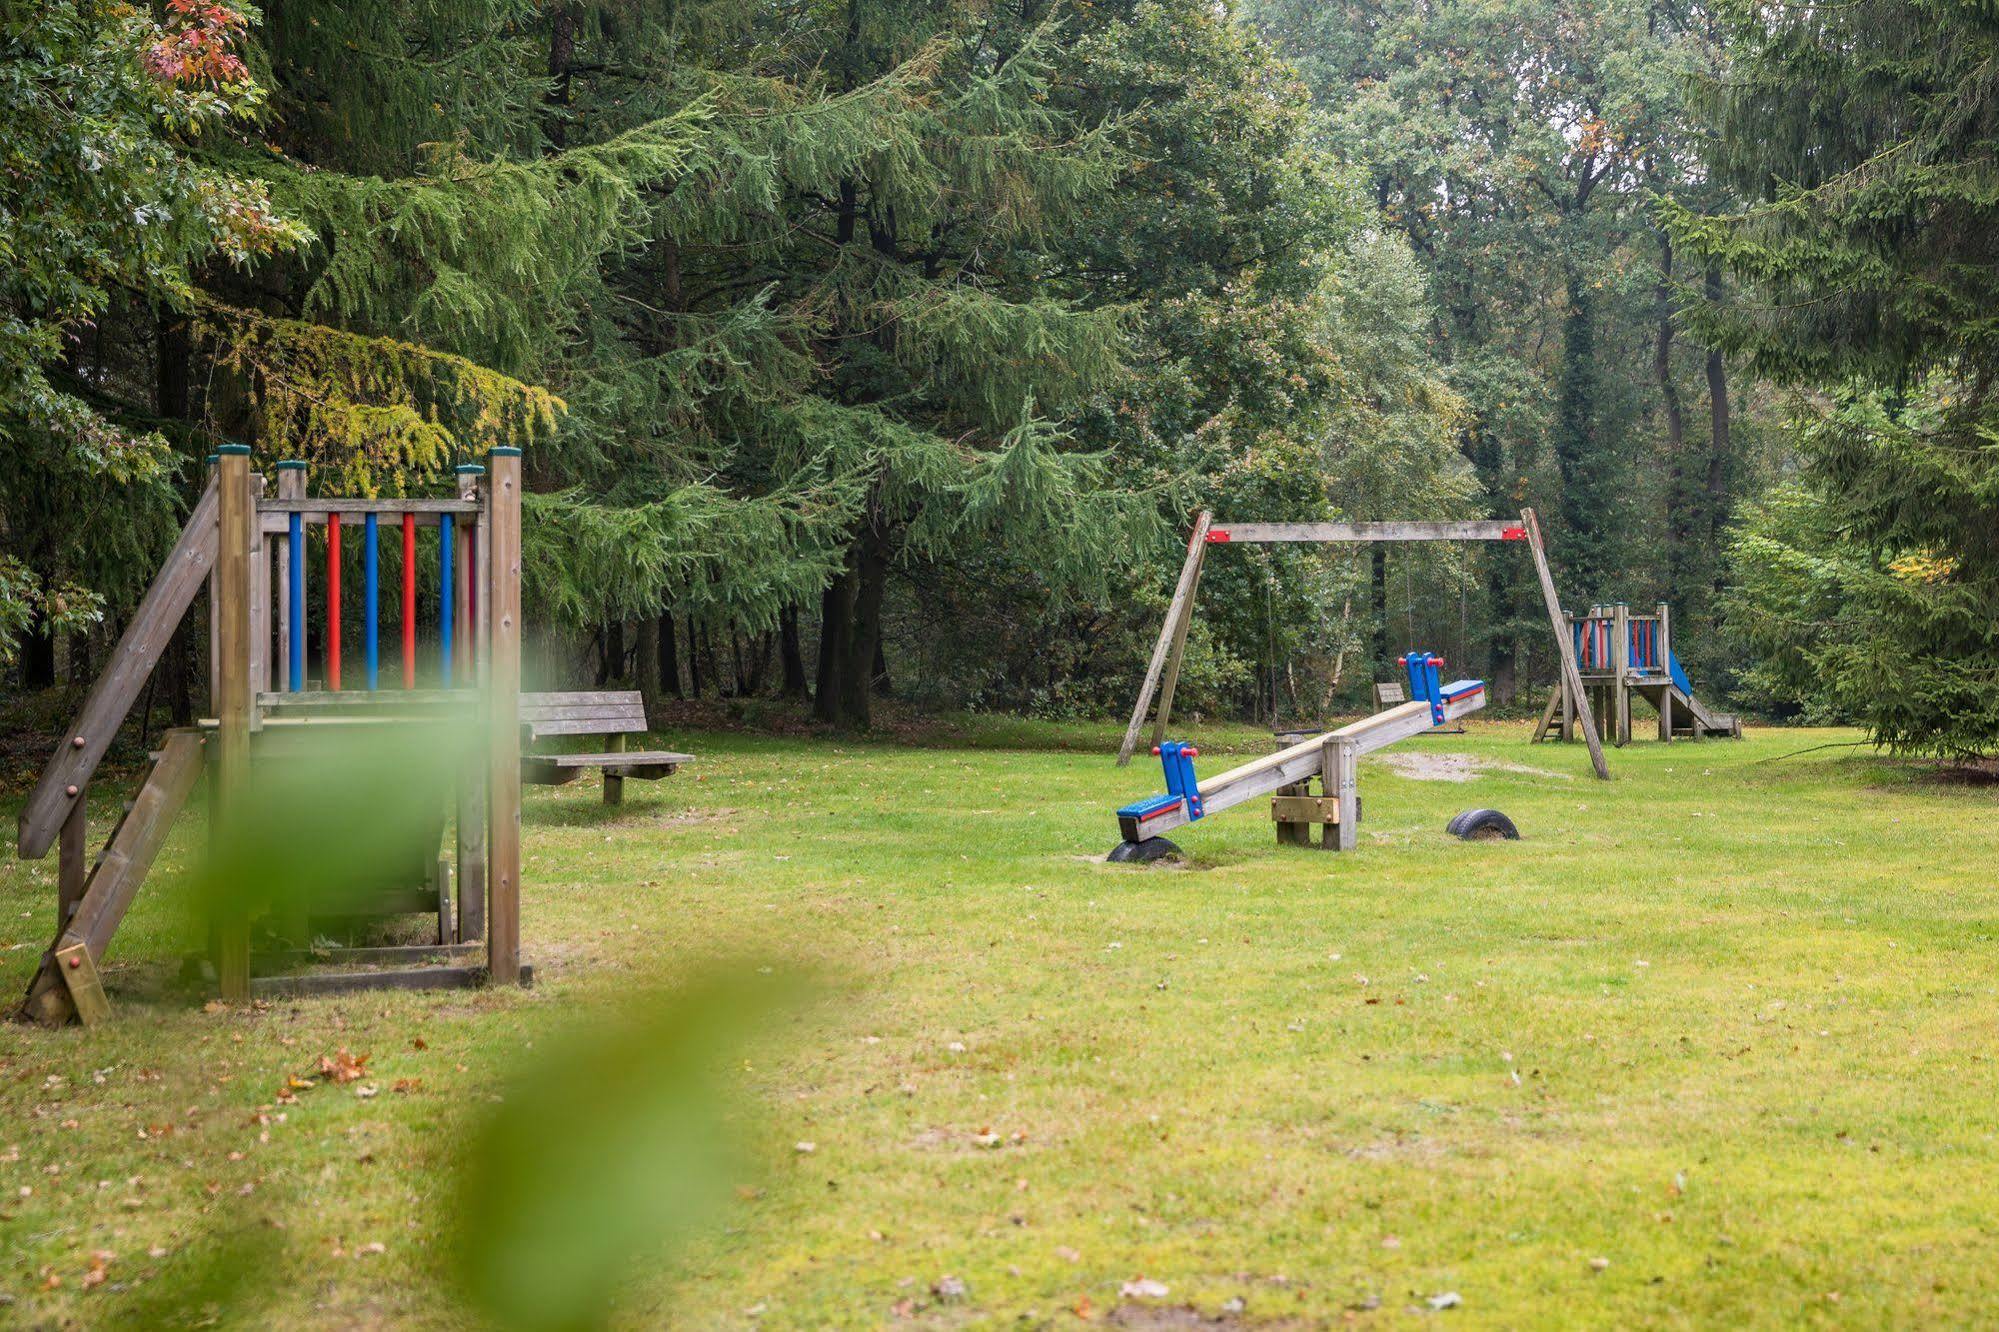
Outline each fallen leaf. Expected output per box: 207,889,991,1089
316,1049,370,1085
1120,1278,1169,1299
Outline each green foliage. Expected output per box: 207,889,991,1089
198,306,563,491
453,966,811,1332
1678,2,1999,753
0,0,300,658
1249,0,1752,687
1723,394,1999,757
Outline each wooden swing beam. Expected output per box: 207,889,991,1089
1115,508,1610,780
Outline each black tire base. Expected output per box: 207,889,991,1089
1107,837,1183,864
1446,808,1520,841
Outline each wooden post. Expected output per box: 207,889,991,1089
602,732,626,806
1656,603,1673,742
57,790,86,930
206,452,220,711
1612,602,1631,747
1520,508,1609,780
1560,619,1575,741
1117,512,1213,766
1149,530,1211,755
455,465,486,942
214,446,254,1000
1330,737,1359,852
247,473,269,708
274,463,305,693
484,449,523,984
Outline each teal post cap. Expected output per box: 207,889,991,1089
275,459,308,471
454,463,486,474
216,443,251,457
489,446,523,458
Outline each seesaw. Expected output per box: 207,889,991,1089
1109,652,1499,862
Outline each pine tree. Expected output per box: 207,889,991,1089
1673,2,1999,755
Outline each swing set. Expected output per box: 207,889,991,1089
1117,508,1608,779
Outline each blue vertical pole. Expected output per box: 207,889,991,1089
439,514,455,686
287,512,304,692
364,512,380,690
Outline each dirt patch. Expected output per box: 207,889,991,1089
1377,752,1569,783
1915,758,1999,786
1104,1305,1316,1330
1105,1307,1246,1329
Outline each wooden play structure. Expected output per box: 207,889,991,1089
14,447,689,1028
1533,602,1740,745
1118,508,1612,781
1112,651,1490,858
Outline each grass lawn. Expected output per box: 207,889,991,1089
1,715,1996,1327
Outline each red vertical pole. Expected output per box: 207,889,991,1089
327,513,342,691
402,511,417,688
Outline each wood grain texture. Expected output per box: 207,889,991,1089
1117,512,1213,766
483,451,524,984
214,453,254,1001
1521,507,1610,780
19,477,219,858
1209,520,1520,544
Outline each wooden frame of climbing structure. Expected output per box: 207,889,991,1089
1116,507,1611,781
15,446,528,1027
1533,601,1741,746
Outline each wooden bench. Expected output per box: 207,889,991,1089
518,691,692,805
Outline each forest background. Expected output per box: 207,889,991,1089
7,0,1988,755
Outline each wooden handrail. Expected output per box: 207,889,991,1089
18,477,221,859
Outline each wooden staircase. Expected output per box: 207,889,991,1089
18,730,207,1026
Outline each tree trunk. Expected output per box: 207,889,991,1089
779,606,808,698
836,522,891,729
1371,546,1390,683
814,557,857,723
1656,233,1693,598
657,613,681,698
1554,267,1605,598
546,4,577,149
1705,266,1732,576
636,613,659,708
685,616,703,698
598,620,625,685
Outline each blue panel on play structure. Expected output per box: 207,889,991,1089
1401,651,1449,724
1667,649,1694,696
